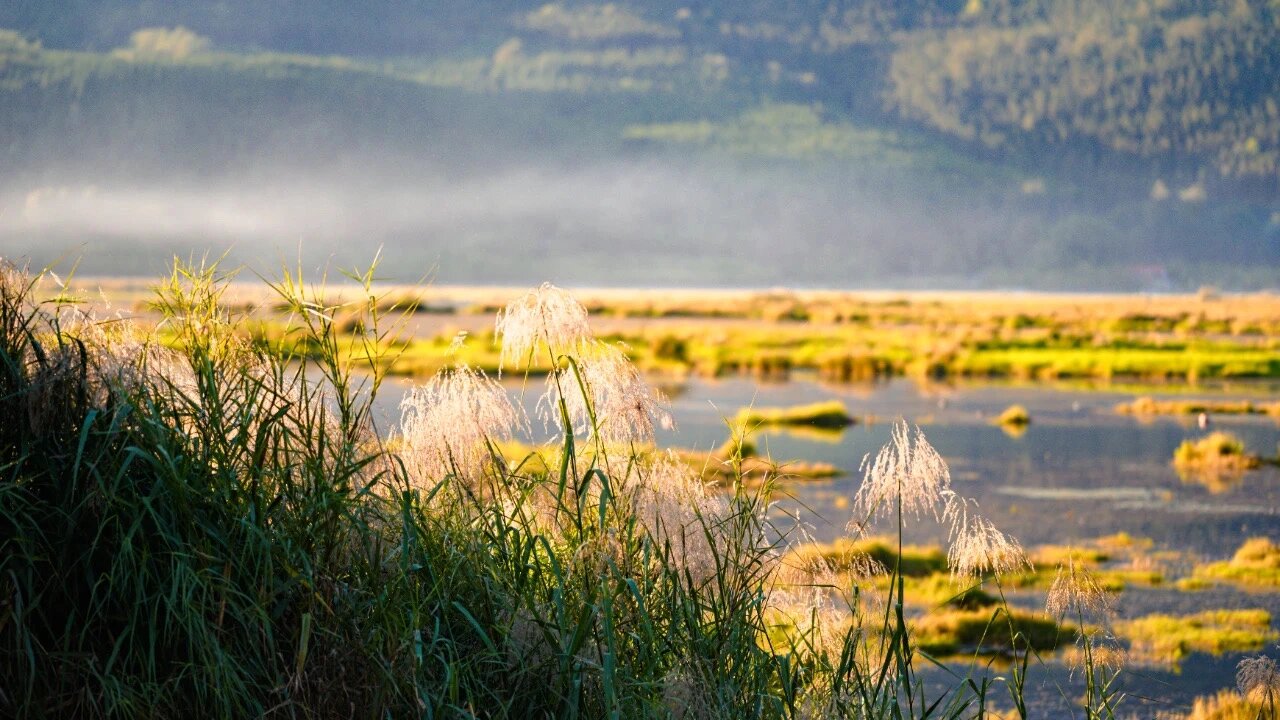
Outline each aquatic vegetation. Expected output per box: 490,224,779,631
1118,610,1277,667
887,573,998,610
1193,537,1280,590
1115,395,1280,417
786,537,948,579
119,282,1280,384
1176,577,1217,591
1002,539,1165,591
1173,431,1262,484
10,264,1256,717
994,404,1031,427
911,608,1069,656
673,433,841,483
1094,532,1154,551
735,400,855,429
1030,544,1110,567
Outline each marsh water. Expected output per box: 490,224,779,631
378,374,1280,714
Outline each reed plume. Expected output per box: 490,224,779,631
1237,652,1280,701
495,282,592,371
853,419,953,525
542,341,673,446
399,364,527,485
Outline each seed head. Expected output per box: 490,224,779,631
494,282,592,371
542,342,673,446
399,364,526,484
946,506,1029,581
1065,634,1127,673
853,419,953,524
1237,653,1280,700
630,453,728,584
1045,555,1115,621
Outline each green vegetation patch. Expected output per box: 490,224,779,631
1116,396,1280,417
735,400,855,429
912,608,1071,656
624,103,986,175
1118,609,1277,663
1173,432,1262,478
786,538,947,579
1193,538,1280,590
1165,690,1271,720
889,573,998,610
994,404,1031,427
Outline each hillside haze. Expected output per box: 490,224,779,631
1,1,1278,289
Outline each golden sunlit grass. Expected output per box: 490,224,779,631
784,537,948,579
1173,432,1262,487
18,272,1276,716
1118,609,1277,668
1160,690,1269,720
911,608,1070,656
1116,395,1280,416
735,400,855,429
1193,537,1280,590
70,279,1280,383
994,404,1031,427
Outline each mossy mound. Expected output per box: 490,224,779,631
1173,432,1261,476
784,538,948,579
1165,690,1270,720
1192,537,1280,590
994,404,1031,427
735,401,855,429
912,608,1071,656
1118,609,1277,666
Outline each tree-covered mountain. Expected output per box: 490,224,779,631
0,1,1277,288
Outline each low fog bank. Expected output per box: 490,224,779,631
0,161,993,286
1,158,1274,290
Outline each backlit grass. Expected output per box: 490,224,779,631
1116,395,1280,416
4,261,1162,719
81,280,1280,383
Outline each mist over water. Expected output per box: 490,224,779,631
0,158,1015,286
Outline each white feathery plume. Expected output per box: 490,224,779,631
945,502,1029,581
399,364,527,485
1045,554,1115,621
494,282,592,371
541,342,673,445
852,419,953,525
1237,652,1280,700
629,452,728,585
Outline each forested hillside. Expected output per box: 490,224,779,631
0,0,1278,287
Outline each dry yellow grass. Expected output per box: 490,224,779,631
1157,690,1269,720
1173,432,1262,489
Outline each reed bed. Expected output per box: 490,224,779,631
2,261,1275,718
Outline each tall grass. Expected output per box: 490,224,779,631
0,260,1265,718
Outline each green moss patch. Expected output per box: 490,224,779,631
735,401,855,429
1118,609,1277,664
